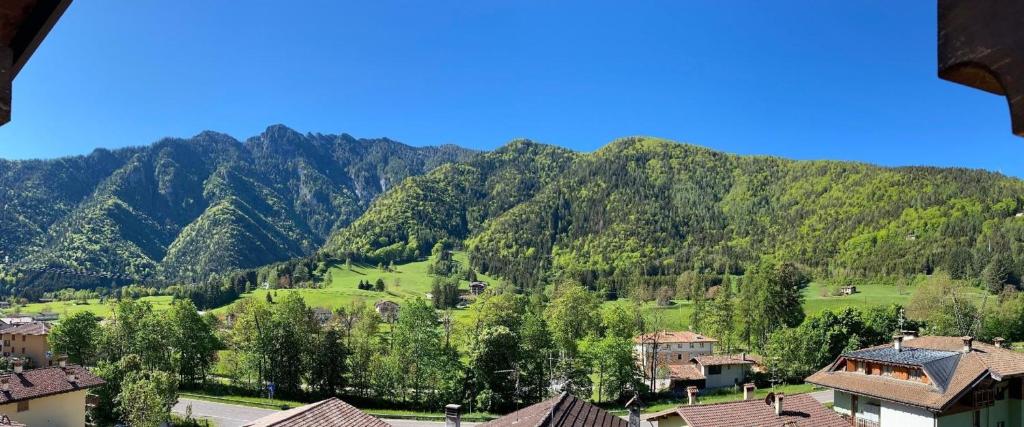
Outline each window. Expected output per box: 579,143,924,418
882,365,893,377
909,369,922,381
708,365,722,375
677,354,682,360
690,343,694,349
20,335,24,342
16,401,27,412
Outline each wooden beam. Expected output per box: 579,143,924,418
8,0,72,79
1,45,11,126
938,0,1024,137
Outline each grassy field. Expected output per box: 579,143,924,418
213,252,496,317
2,295,174,318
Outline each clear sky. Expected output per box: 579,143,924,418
1,1,1022,176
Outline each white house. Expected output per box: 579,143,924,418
634,331,717,391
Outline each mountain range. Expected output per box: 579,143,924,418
3,127,1024,295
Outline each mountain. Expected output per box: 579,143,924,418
0,125,476,291
324,137,1024,291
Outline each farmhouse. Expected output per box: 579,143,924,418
312,307,333,326
806,335,1024,427
375,300,400,322
242,397,390,426
691,354,759,390
840,285,857,295
634,331,717,391
0,359,104,427
643,392,847,427
0,322,50,368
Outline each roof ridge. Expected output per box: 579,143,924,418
543,392,570,426
268,398,334,426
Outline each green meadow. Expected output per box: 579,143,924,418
2,295,174,318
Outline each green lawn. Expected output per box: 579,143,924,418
213,252,496,316
2,295,174,318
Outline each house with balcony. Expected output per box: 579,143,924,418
634,331,717,391
806,335,1024,427
0,322,50,368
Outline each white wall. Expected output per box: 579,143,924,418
880,400,934,427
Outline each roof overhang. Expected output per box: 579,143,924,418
938,0,1024,137
0,0,72,126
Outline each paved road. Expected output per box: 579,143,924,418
173,398,479,427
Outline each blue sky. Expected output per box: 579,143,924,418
1,1,1022,176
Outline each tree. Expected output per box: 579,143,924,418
374,278,386,292
601,302,643,340
702,279,735,353
519,310,554,404
168,299,219,386
307,328,348,398
736,257,807,350
907,273,982,336
48,311,100,365
117,370,178,427
471,326,519,413
983,255,1016,293
545,283,601,355
580,335,640,402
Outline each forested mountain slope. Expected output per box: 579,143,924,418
325,137,1024,292
0,125,475,291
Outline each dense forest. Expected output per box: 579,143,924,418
0,125,475,295
325,137,1024,294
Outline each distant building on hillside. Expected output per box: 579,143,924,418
840,285,857,295
375,300,399,323
0,322,51,368
0,359,105,427
312,307,333,326
469,281,487,295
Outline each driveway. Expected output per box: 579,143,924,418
809,389,834,404
172,398,479,427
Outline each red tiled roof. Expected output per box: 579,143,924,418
633,331,717,344
241,398,390,427
645,393,847,427
693,355,757,366
0,365,104,405
479,392,627,427
805,336,1024,411
2,322,49,336
669,364,704,381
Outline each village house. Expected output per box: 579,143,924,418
643,391,847,427
0,358,104,427
0,322,50,368
375,300,400,323
840,285,857,295
312,307,333,326
242,397,390,426
691,354,759,390
806,335,1024,427
634,331,716,391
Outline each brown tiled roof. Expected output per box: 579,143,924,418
805,336,1024,411
669,364,704,381
644,393,847,427
693,355,757,366
479,392,627,427
2,322,49,336
633,331,717,344
241,398,390,427
0,365,104,405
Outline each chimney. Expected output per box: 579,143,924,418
57,355,67,368
774,393,785,416
893,334,903,352
444,404,461,427
962,336,974,353
0,377,8,392
12,359,22,374
743,383,756,400
625,395,644,427
741,352,746,361
63,367,76,383
686,386,699,405
902,330,918,340
994,337,1006,349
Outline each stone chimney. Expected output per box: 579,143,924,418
0,377,8,392
625,395,644,427
994,337,1006,348
63,367,76,383
686,386,699,405
743,383,756,400
902,330,919,340
12,359,22,374
444,404,461,427
57,355,68,368
774,393,785,416
962,336,974,353
893,334,903,352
